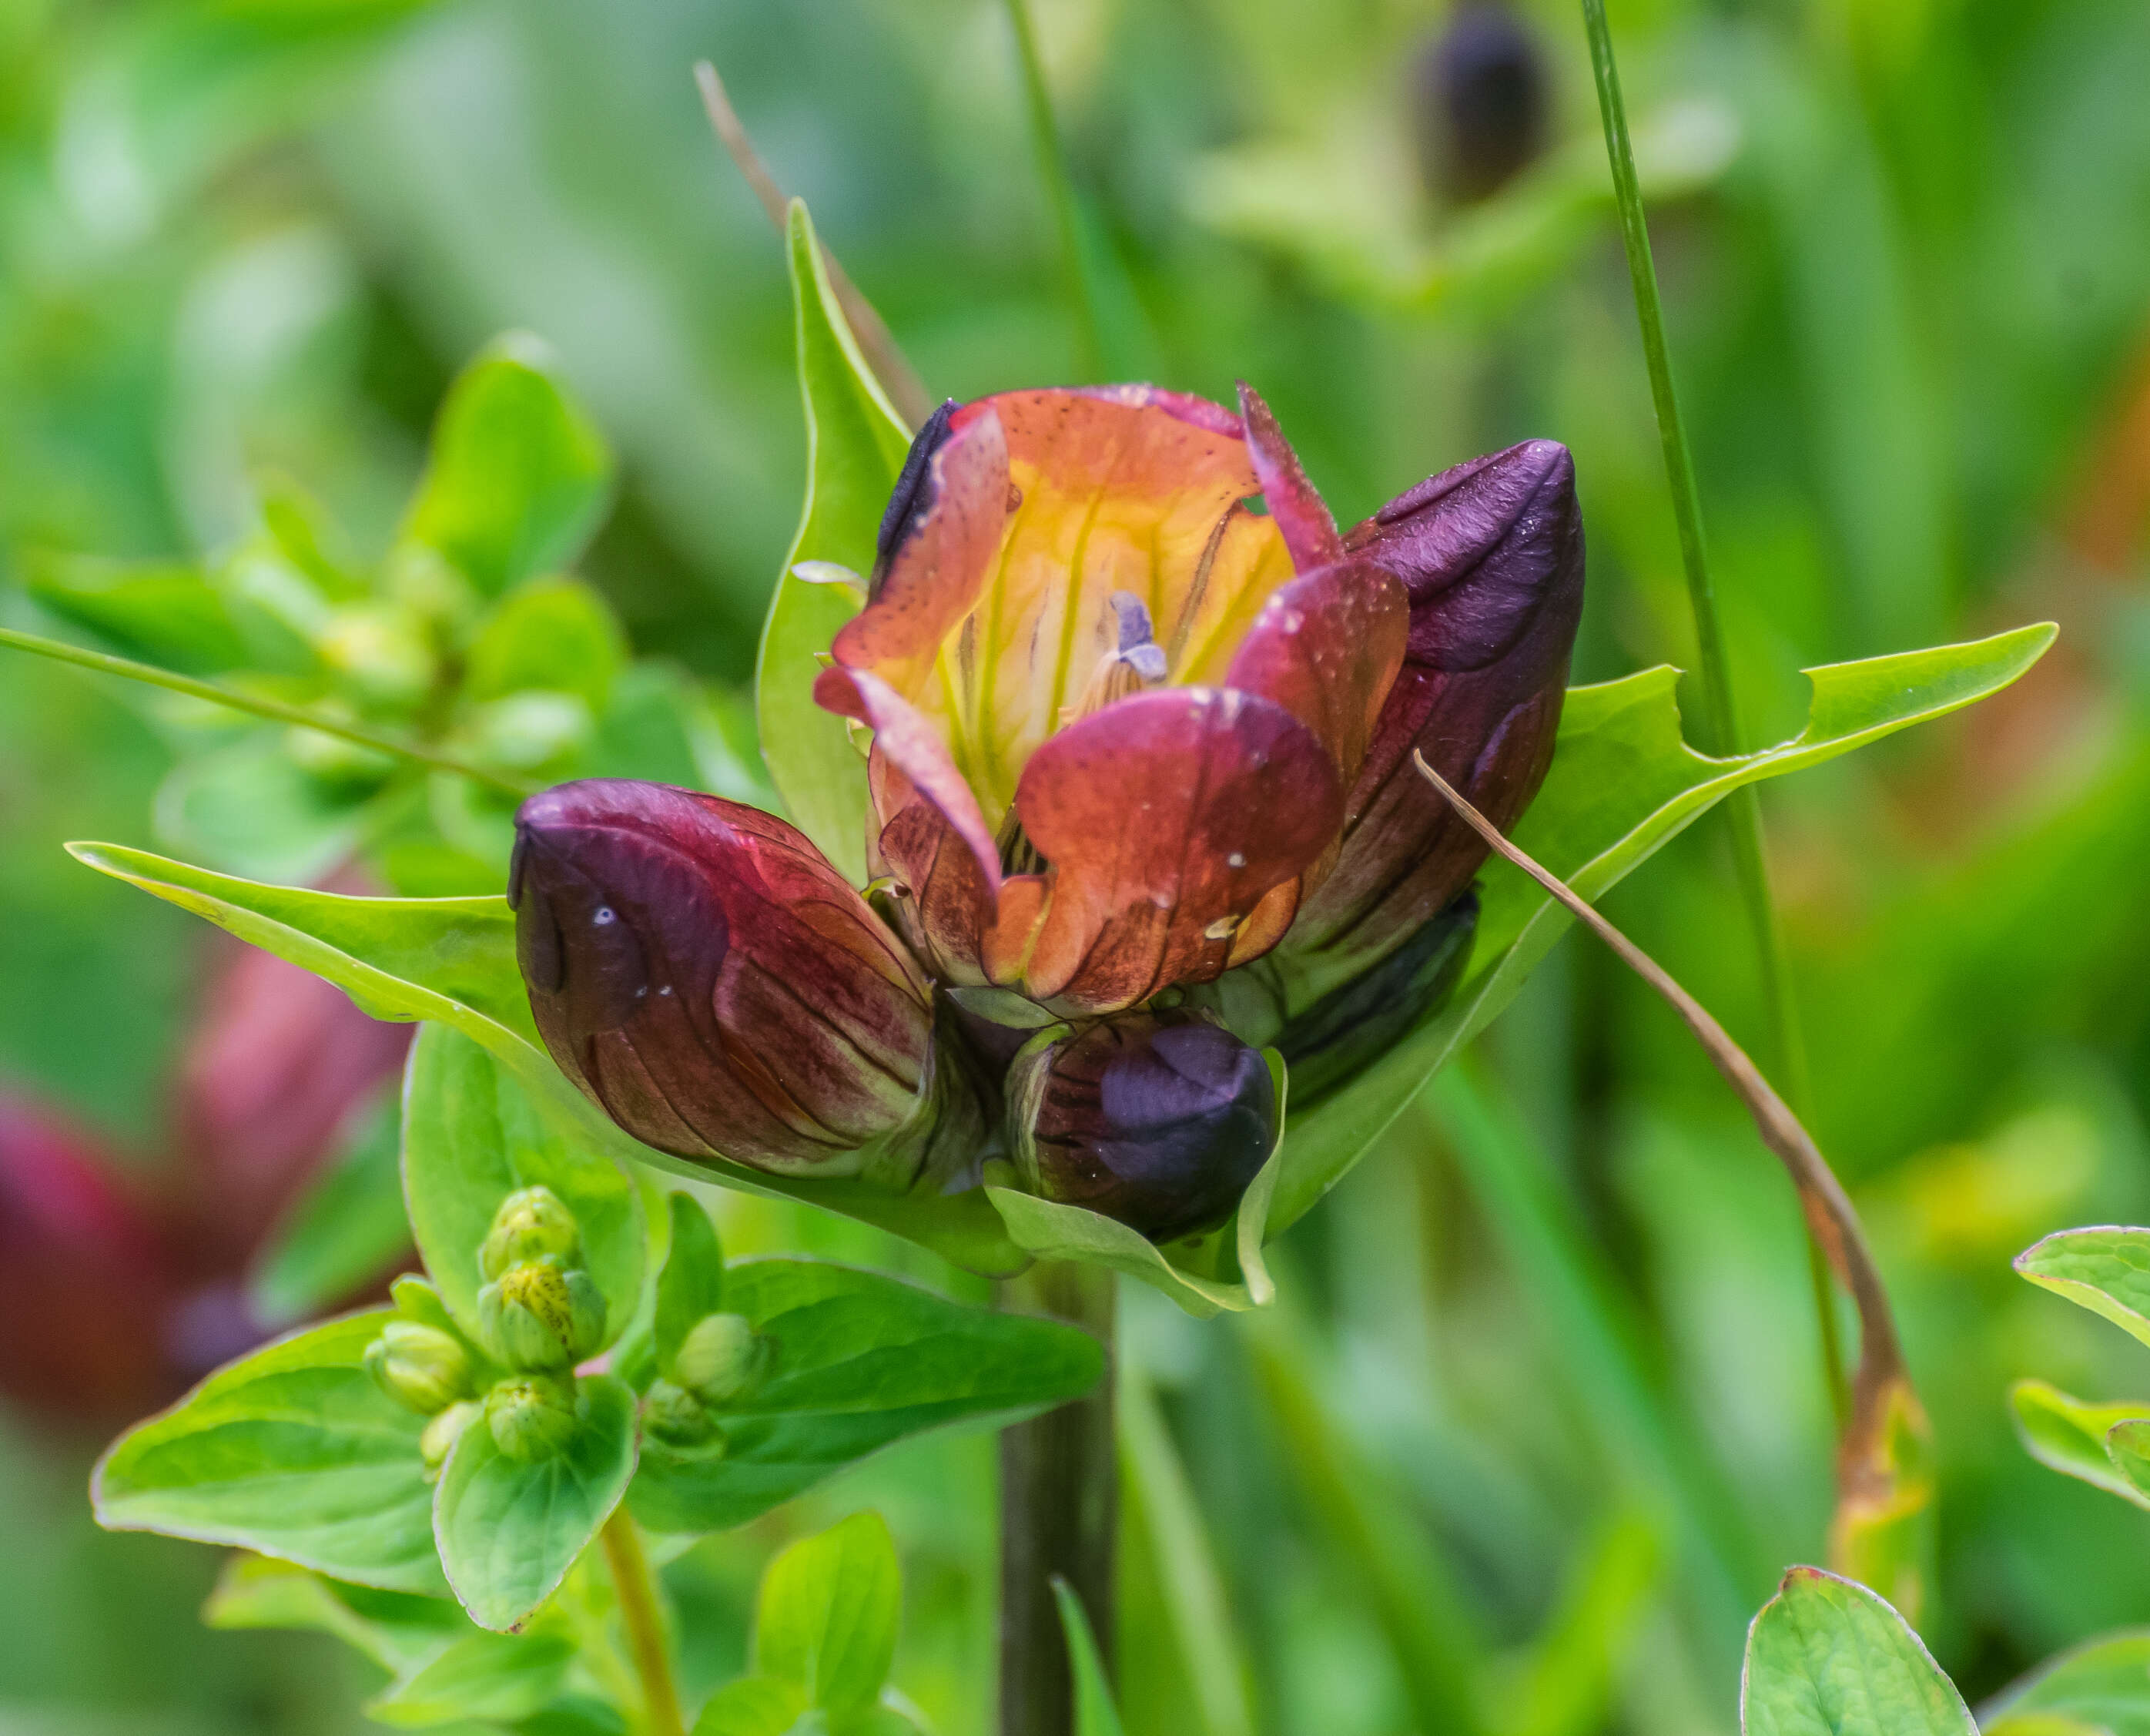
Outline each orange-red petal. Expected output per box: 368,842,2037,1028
1237,382,1342,571
1001,686,1342,1012
1224,556,1406,788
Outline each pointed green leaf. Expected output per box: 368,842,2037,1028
656,1193,728,1376
203,1555,467,1677
67,843,1025,1275
402,333,615,597
92,1310,444,1594
434,1373,637,1631
986,1052,1287,1319
754,201,913,883
1277,624,2057,1235
367,1627,576,1728
1740,1567,1974,1735
1054,1580,1127,1736
2008,1379,2150,1510
25,553,253,674
1981,1630,2150,1736
2015,1228,2150,1349
402,1023,644,1345
755,1511,900,1712
628,1259,1102,1535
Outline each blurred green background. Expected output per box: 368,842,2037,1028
5,0,2150,1730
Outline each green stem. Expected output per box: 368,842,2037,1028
1001,0,1104,380
600,1506,686,1736
0,625,535,801
999,1260,1117,1736
1578,0,1850,1423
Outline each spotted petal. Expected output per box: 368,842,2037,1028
989,687,1342,1013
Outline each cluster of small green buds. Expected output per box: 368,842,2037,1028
485,1373,581,1461
365,1320,475,1416
475,1187,606,1369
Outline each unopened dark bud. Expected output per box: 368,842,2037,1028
1274,891,1478,1105
365,1319,474,1415
1008,1012,1278,1244
421,1399,481,1475
641,1379,727,1456
481,1185,581,1281
672,1312,769,1408
1412,4,1549,205
511,779,979,1188
478,1258,606,1369
486,1373,580,1460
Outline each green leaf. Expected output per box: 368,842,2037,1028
434,1374,638,1631
754,201,913,884
2102,1420,2150,1504
69,843,1026,1275
401,333,615,597
1981,1630,2150,1736
656,1193,728,1376
1739,1567,1974,1736
1277,624,2057,1236
25,553,253,674
92,1309,444,1594
2008,1379,2150,1510
692,1677,809,1736
250,1092,412,1327
628,1259,1103,1536
367,1627,576,1728
402,1023,644,1345
465,576,627,713
1053,1580,1127,1736
755,1511,901,1712
2015,1227,2150,1349
203,1554,467,1677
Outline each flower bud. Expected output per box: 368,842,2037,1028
671,1312,769,1408
1007,1013,1278,1244
481,1185,582,1281
485,1374,581,1461
511,779,982,1187
364,1319,475,1416
1274,891,1477,1106
477,1258,606,1369
641,1379,728,1456
1281,439,1581,994
421,1399,481,1474
1412,4,1549,205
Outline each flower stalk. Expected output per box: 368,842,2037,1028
1577,0,1850,1423
998,1260,1117,1736
600,1506,686,1736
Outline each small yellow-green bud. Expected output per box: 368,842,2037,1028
641,1380,726,1456
364,1321,474,1415
478,1258,607,1369
420,1399,481,1476
485,1375,580,1461
481,1186,582,1280
318,602,437,711
673,1312,769,1408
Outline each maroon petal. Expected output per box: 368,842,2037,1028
511,780,966,1182
1225,556,1407,788
1237,382,1342,571
996,687,1342,1012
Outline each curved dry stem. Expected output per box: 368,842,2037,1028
692,59,933,432
1412,753,1926,1562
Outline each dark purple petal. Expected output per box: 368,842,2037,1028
511,779,973,1184
873,397,959,589
1010,1011,1277,1243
